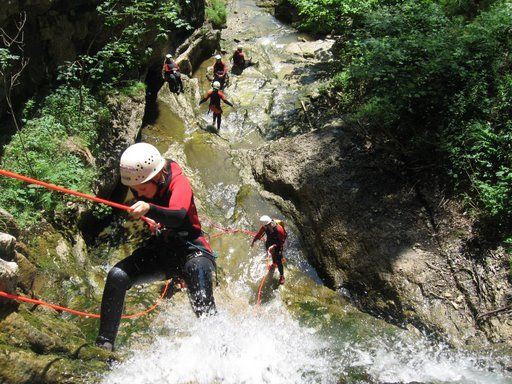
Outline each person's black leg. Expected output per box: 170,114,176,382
212,113,217,127
96,245,168,349
182,254,216,317
176,73,184,92
216,113,222,130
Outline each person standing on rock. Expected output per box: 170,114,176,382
251,215,288,285
199,81,234,131
162,54,184,94
213,54,228,89
95,142,217,351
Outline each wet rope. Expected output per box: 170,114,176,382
255,249,275,307
0,279,172,319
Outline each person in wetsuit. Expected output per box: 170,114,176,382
95,143,216,351
199,81,234,131
212,54,228,89
162,53,184,94
232,45,254,74
251,215,287,285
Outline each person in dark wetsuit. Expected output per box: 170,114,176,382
251,215,288,285
95,143,216,351
232,45,254,74
162,53,184,94
212,54,228,89
198,81,234,131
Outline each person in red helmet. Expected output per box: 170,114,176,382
199,81,234,131
251,215,288,285
95,143,217,352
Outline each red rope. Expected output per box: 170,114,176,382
255,250,275,307
0,169,158,228
0,279,171,319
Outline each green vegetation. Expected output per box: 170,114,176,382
290,0,512,240
59,0,189,90
0,87,109,224
206,0,227,29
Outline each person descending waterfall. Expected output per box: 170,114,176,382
251,215,288,285
95,143,217,351
213,54,228,89
199,81,234,131
162,53,184,94
231,45,255,74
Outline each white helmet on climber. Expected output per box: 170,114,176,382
215,54,222,60
166,53,173,59
212,81,221,90
260,215,272,225
119,143,166,186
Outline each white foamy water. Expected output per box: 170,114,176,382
101,302,338,384
100,282,512,384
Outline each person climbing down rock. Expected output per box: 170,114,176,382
162,53,184,94
95,143,217,351
213,54,229,89
198,81,234,131
251,215,288,285
231,45,256,74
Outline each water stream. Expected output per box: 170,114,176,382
96,0,512,382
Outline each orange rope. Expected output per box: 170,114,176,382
255,250,274,307
0,279,171,319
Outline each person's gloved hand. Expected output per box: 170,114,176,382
129,200,150,219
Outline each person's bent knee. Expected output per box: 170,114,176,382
106,266,132,290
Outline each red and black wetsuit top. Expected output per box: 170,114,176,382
204,89,227,114
253,223,287,249
131,160,212,253
213,61,227,77
164,60,179,73
233,51,245,67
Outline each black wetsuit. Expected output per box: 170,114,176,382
96,161,216,347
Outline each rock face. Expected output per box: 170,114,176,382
246,122,512,348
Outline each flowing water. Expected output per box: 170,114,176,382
96,0,512,382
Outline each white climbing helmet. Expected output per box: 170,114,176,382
119,143,166,186
260,215,272,225
212,81,221,90
166,53,173,59
215,54,222,60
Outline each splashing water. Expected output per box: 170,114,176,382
101,302,338,384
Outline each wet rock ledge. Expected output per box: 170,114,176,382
244,119,512,351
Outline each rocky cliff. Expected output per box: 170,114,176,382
242,119,512,351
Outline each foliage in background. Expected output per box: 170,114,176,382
58,0,190,90
205,0,227,29
289,0,378,35
0,87,110,225
291,0,512,238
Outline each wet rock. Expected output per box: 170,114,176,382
0,233,16,261
175,25,221,76
246,126,512,347
13,251,37,293
93,93,146,199
0,208,20,238
0,257,18,295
